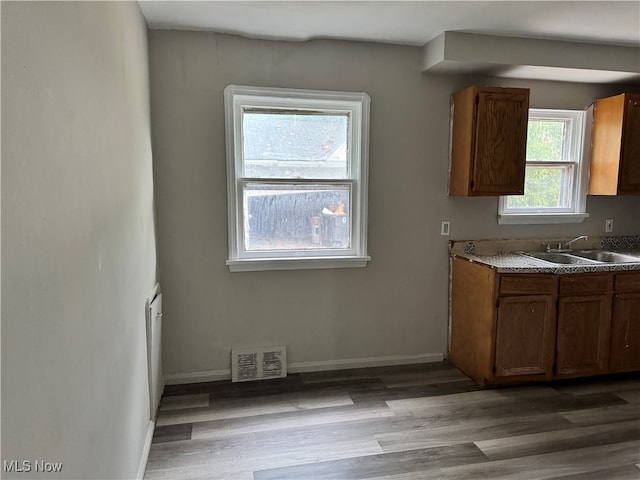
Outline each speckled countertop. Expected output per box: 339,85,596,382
450,236,640,274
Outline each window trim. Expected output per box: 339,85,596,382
498,108,590,225
224,85,371,272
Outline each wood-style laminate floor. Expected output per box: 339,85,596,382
144,362,640,480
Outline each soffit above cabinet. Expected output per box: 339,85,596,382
422,32,640,84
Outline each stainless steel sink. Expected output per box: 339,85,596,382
522,252,600,265
521,250,640,265
570,250,640,263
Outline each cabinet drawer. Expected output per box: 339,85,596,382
615,273,640,292
559,274,612,295
499,275,557,295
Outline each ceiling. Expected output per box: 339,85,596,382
138,1,640,83
139,1,640,47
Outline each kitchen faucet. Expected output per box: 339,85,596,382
545,235,588,253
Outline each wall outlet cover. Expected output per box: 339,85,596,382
605,218,614,233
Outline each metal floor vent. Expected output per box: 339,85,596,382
231,346,287,382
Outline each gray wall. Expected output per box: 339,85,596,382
2,2,157,478
148,30,640,380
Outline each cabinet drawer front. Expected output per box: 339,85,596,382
559,274,612,295
499,275,557,295
615,273,640,293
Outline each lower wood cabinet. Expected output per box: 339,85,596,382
450,257,558,386
494,295,556,378
555,273,612,378
450,257,640,387
610,293,640,371
556,294,612,377
610,272,640,372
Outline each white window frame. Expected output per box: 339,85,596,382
224,85,371,272
498,108,590,225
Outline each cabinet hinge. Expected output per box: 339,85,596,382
492,365,497,375
496,298,500,309
475,94,480,105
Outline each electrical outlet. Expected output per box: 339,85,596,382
441,220,451,236
605,218,614,233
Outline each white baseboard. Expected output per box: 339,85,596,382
163,353,444,385
136,420,155,480
164,369,231,385
288,353,444,373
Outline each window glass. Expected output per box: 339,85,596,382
526,119,568,161
243,111,349,180
506,165,573,209
243,183,351,251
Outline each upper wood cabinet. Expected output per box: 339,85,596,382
589,93,640,195
449,86,530,196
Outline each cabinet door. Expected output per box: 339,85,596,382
556,295,612,376
610,293,640,372
472,90,529,195
618,95,640,193
494,295,555,378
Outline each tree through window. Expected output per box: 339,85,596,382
499,109,588,224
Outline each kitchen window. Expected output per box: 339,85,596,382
224,85,371,272
498,109,589,224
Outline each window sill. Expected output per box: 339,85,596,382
498,213,590,225
227,256,371,272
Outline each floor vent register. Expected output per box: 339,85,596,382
231,346,287,382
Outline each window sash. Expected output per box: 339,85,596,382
229,88,365,180
526,117,572,163
240,108,353,180
505,163,576,213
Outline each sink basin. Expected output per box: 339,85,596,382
522,252,600,265
570,250,640,263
